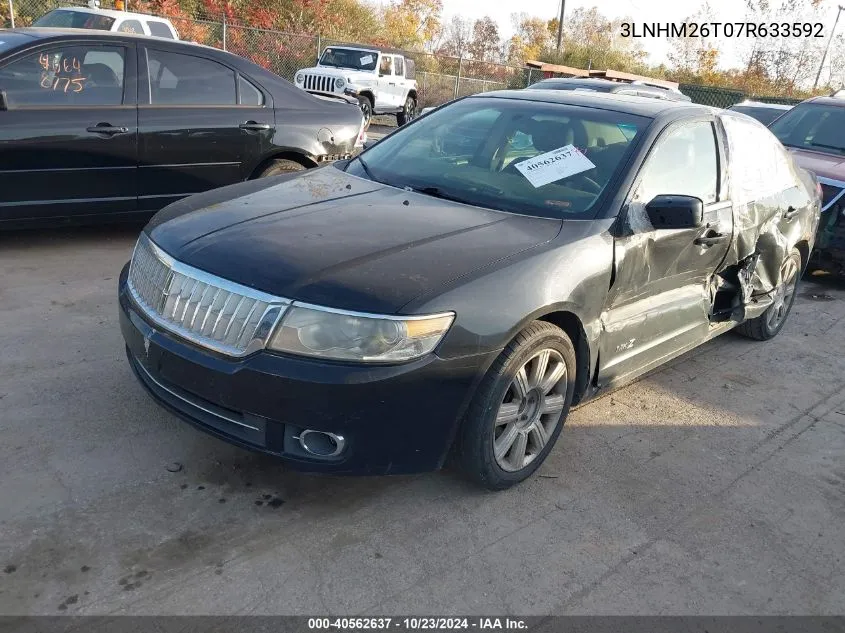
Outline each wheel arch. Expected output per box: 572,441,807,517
794,239,810,272
248,150,317,179
535,309,592,406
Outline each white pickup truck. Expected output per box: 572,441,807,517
295,44,418,128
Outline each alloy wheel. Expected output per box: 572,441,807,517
766,255,800,331
493,349,568,472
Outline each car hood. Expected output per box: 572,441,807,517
147,168,562,314
787,147,845,182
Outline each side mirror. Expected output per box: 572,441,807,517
0,91,8,111
644,194,704,229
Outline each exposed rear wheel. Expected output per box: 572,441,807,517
456,321,576,490
735,247,801,341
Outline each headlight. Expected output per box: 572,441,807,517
268,304,454,362
334,77,345,90
295,73,304,84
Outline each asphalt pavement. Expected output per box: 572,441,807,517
1,225,844,615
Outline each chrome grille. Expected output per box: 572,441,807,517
304,74,335,93
127,234,290,357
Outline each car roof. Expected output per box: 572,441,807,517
320,42,407,56
729,100,792,110
3,27,206,48
476,89,707,118
42,6,171,20
803,96,845,108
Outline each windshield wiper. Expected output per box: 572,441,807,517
809,142,845,154
409,186,476,206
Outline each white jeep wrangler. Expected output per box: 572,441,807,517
295,44,418,128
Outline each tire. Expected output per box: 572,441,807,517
456,321,577,490
735,247,802,341
358,96,373,130
396,96,417,126
256,158,306,179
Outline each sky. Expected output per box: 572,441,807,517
437,0,845,71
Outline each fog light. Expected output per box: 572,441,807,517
295,429,345,457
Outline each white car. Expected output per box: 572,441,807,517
33,5,179,39
295,44,418,127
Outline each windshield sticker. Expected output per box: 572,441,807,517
514,145,597,188
360,54,374,65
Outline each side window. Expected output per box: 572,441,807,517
116,19,143,34
379,55,392,76
635,121,718,205
721,113,795,205
0,45,125,107
394,56,404,77
147,21,174,38
146,49,236,105
238,75,264,106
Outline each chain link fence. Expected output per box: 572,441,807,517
3,0,804,110
3,0,534,108
679,84,803,108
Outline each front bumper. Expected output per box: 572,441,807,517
118,264,494,475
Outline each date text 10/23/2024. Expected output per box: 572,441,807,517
38,53,88,94
307,618,529,630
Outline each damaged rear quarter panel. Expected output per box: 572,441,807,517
717,112,820,318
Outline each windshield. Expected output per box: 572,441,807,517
319,47,378,71
33,9,116,29
346,97,647,219
729,105,789,126
769,102,845,155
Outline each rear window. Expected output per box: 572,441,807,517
147,21,174,38
729,105,788,126
33,9,116,30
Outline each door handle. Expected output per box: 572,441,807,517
86,124,129,135
239,121,271,131
388,82,396,86
694,231,728,247
783,206,799,220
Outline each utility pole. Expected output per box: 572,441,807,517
8,0,14,27
556,0,565,50
814,4,844,90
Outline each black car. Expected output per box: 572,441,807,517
726,100,792,126
526,77,692,102
0,29,364,228
119,91,820,489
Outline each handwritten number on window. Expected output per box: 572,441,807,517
38,54,86,93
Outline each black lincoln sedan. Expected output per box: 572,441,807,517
0,29,364,228
119,90,820,489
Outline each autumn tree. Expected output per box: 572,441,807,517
466,16,501,62
382,0,443,50
505,13,553,64
436,15,472,57
737,0,826,94
667,2,721,83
